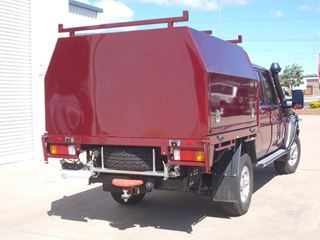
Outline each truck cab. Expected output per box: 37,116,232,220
254,64,302,161
254,65,283,157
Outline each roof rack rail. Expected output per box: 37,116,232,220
58,10,189,37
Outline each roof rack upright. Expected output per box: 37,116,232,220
228,35,243,44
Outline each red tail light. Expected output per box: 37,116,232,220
52,136,63,142
181,150,194,161
184,140,195,146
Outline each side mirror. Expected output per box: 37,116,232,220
292,90,304,109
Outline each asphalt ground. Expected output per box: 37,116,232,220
0,116,320,240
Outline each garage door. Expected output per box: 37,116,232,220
0,0,33,164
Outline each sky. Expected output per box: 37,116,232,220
80,0,319,75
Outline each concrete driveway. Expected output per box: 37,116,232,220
1,116,320,240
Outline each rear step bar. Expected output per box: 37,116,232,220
90,164,179,179
255,149,288,168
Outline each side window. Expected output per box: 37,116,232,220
254,70,264,105
261,71,277,105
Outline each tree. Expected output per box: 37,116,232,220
280,64,304,90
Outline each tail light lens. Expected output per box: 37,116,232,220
173,149,205,162
181,150,194,161
49,144,76,156
173,149,180,160
194,151,205,161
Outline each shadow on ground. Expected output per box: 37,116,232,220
47,166,276,233
253,165,277,193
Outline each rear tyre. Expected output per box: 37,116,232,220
111,192,145,204
219,153,253,216
274,136,301,174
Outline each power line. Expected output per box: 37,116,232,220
193,16,320,23
245,38,319,42
226,16,320,22
246,48,317,55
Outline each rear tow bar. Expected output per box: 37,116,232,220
112,179,144,202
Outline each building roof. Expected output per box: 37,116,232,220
303,74,318,78
69,0,103,13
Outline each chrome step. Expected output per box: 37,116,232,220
255,149,288,168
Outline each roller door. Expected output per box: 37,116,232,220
0,0,33,164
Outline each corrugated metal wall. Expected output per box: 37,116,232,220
0,0,33,164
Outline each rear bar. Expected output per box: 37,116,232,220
58,10,189,36
42,134,211,173
90,166,179,178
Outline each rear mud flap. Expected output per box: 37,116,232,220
212,142,242,203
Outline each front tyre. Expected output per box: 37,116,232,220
274,136,301,174
220,153,253,216
111,192,145,204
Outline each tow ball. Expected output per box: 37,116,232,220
121,189,132,202
112,179,144,202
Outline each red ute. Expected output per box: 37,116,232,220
43,11,303,216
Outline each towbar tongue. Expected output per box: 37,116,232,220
112,179,144,188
